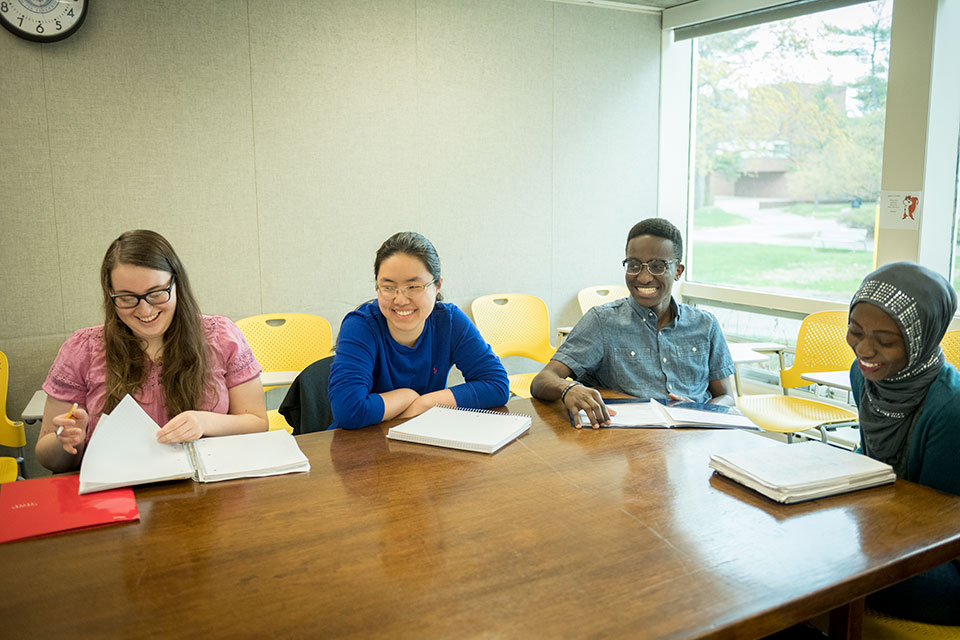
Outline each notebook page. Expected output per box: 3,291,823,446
387,406,530,454
662,405,759,429
578,400,669,427
192,429,310,482
79,394,194,493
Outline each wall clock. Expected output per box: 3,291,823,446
1,0,87,43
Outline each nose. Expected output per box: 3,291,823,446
137,297,155,312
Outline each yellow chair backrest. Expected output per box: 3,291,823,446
577,285,630,315
471,294,556,364
0,349,27,449
780,310,855,389
941,330,960,370
234,313,333,374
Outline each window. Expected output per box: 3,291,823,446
687,1,892,303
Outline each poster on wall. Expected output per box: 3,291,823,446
878,190,921,230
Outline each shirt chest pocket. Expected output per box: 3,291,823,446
610,346,656,390
667,341,711,369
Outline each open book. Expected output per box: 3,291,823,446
386,405,531,454
78,395,310,494
578,399,759,430
709,440,896,504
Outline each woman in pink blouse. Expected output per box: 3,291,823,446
35,230,268,473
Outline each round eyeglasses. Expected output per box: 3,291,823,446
376,279,437,299
622,259,676,276
110,275,175,309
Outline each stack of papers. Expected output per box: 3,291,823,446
709,440,896,504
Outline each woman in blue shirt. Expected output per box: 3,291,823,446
846,261,960,624
329,232,509,429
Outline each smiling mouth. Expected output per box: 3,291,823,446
634,286,658,297
136,311,160,323
858,359,881,371
393,309,415,318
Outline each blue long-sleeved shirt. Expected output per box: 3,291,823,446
329,301,510,429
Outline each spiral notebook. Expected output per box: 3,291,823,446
386,405,531,454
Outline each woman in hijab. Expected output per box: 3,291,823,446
847,261,960,624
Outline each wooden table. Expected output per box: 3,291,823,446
4,398,960,639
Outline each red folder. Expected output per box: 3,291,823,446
0,474,139,544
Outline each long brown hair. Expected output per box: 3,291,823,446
100,230,212,417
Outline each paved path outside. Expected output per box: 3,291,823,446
691,196,867,248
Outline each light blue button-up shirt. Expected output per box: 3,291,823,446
553,296,735,403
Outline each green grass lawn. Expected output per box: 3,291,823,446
693,207,750,227
690,242,874,300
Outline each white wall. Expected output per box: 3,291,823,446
0,0,661,418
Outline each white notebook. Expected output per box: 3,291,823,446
708,440,896,504
580,399,758,430
386,405,531,454
78,395,310,494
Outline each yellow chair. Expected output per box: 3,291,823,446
235,313,334,434
737,311,858,443
940,330,960,370
577,285,630,315
863,608,960,639
0,457,16,484
471,294,556,399
1,349,27,481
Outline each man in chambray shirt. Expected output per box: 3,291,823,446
531,218,736,427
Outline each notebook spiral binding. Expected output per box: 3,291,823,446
433,404,531,419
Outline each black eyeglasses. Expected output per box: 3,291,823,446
110,275,176,309
622,259,677,276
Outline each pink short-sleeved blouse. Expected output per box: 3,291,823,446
42,315,262,444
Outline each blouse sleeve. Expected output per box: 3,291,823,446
42,329,97,405
211,316,262,388
328,313,387,429
447,306,510,409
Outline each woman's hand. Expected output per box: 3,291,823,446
158,411,207,443
563,385,615,429
52,407,89,455
668,392,694,403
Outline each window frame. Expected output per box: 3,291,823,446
659,0,960,325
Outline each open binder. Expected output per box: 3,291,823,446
579,398,759,430
386,405,531,454
78,395,310,494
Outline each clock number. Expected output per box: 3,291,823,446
35,23,44,34
0,2,8,13
55,19,62,30
17,15,23,26
67,8,75,17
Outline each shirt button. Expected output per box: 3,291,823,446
630,351,635,356
662,357,667,363
692,347,697,352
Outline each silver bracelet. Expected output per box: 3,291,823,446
560,381,582,402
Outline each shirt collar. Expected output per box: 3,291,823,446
627,295,680,326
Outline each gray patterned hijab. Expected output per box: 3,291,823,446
850,262,957,475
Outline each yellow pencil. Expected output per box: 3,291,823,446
65,402,78,419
